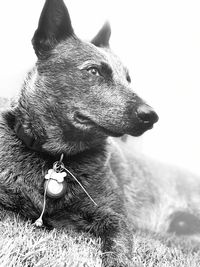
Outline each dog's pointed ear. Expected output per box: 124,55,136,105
32,0,74,58
91,22,111,48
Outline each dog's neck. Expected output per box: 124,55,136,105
4,108,108,160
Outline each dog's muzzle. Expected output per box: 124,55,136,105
73,104,159,138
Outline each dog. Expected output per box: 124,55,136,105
1,0,200,266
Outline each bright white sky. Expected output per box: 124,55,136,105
0,0,200,174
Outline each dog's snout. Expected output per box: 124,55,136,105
136,105,159,124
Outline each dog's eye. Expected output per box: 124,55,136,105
87,67,100,76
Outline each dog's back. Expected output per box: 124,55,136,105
109,137,200,236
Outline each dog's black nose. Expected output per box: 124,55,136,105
136,105,159,124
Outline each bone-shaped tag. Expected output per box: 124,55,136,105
45,169,67,183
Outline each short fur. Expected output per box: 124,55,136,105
1,1,200,266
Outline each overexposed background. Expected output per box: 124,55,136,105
0,0,199,174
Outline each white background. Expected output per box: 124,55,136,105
0,0,199,175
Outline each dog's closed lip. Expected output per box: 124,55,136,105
74,112,124,137
98,125,124,138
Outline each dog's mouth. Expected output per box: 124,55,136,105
74,113,124,137
97,125,124,137
74,112,154,138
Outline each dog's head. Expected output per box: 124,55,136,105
16,0,158,154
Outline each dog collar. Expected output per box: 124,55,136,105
14,122,43,152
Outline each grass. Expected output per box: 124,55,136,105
0,209,200,267
0,210,102,267
132,232,200,267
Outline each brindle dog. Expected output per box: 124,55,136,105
1,1,200,266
